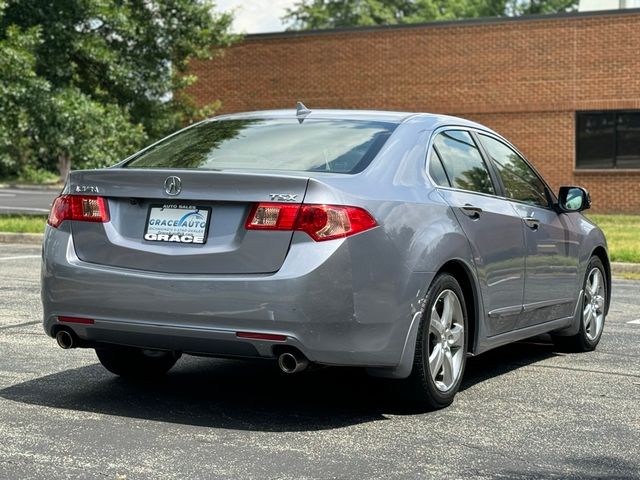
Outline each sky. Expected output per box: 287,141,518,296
215,0,298,34
579,0,640,10
214,0,640,34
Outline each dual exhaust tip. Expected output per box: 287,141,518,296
56,329,310,374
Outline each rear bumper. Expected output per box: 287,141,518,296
42,225,433,368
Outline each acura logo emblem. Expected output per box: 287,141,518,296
164,176,181,196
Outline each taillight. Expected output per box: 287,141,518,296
245,203,377,241
297,205,377,241
47,195,110,229
245,203,300,230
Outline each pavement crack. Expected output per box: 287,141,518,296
528,363,640,379
0,320,40,330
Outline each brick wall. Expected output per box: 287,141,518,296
186,10,640,213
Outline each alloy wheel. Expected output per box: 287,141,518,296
584,267,605,341
428,289,465,392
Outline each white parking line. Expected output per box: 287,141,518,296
0,189,57,195
0,255,40,261
0,193,16,197
627,319,640,325
0,206,50,212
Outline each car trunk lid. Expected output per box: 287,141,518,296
68,168,309,274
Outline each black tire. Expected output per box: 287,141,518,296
405,273,468,409
552,256,607,353
95,346,181,378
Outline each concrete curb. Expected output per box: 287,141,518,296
611,262,640,275
0,232,637,274
0,232,43,245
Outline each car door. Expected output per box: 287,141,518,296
476,133,580,328
428,130,526,336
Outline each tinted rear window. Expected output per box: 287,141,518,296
124,118,398,174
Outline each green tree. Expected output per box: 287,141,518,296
284,0,578,30
0,0,236,180
0,3,49,179
43,88,146,180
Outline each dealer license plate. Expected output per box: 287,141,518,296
144,205,211,244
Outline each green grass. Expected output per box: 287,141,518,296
0,215,47,234
587,214,640,264
621,272,640,280
0,213,637,263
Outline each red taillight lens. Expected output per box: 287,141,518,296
297,205,377,241
245,203,377,241
47,195,110,228
245,203,300,230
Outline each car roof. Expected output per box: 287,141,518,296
213,108,491,132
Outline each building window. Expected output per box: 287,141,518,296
576,111,640,169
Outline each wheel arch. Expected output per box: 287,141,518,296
366,257,482,379
591,245,611,315
436,259,480,355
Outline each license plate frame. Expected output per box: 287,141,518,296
144,204,211,245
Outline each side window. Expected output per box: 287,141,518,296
478,134,549,208
433,130,495,195
428,146,451,187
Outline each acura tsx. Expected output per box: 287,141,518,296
41,104,610,408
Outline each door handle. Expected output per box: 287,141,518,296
523,217,540,230
459,204,483,219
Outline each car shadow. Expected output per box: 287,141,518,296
0,338,560,432
461,335,561,392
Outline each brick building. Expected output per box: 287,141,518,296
186,8,640,213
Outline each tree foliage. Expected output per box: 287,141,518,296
0,0,235,180
0,10,49,177
284,0,578,30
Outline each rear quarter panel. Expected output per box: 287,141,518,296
305,123,481,366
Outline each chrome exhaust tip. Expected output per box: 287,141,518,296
278,351,309,374
55,330,75,349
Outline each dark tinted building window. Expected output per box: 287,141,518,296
617,113,640,168
434,131,495,195
576,111,640,169
479,135,548,208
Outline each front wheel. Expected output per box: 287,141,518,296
406,273,468,409
95,346,181,378
552,256,607,352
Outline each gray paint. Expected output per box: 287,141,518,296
42,109,609,379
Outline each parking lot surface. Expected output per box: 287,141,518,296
1,243,639,479
0,188,59,215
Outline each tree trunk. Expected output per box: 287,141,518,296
58,154,71,183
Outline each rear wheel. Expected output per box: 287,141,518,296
552,256,607,352
406,273,468,409
95,346,180,378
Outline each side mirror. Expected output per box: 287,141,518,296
558,186,591,212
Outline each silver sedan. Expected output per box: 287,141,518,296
41,105,610,408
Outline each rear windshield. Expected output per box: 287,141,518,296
124,118,397,174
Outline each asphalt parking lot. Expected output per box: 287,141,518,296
1,243,639,479
0,187,59,214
